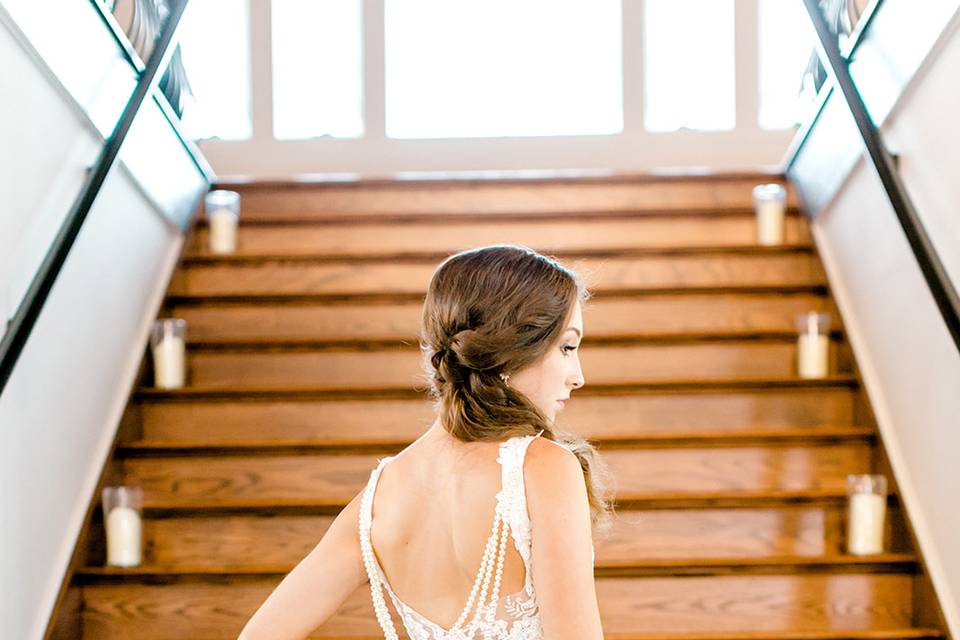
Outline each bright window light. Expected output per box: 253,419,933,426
271,0,364,139
758,0,818,129
384,0,623,139
176,0,251,140
644,0,735,132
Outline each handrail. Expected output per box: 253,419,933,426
0,0,190,392
799,0,960,354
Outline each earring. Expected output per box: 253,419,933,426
499,373,510,382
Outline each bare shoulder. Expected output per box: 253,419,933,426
522,437,603,638
523,437,587,508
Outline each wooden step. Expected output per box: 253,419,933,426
214,173,798,219
74,503,907,572
117,443,872,510
174,338,852,389
166,251,826,298
185,215,812,259
135,384,863,443
166,292,841,345
78,573,921,639
116,427,877,456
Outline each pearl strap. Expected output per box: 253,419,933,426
359,458,513,639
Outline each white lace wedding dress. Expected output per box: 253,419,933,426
358,430,594,639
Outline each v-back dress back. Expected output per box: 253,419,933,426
358,430,568,640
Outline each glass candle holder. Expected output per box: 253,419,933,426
846,474,887,555
150,318,187,389
796,311,831,379
102,486,144,567
205,189,241,254
752,183,787,246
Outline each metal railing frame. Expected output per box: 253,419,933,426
0,0,190,392
799,0,960,353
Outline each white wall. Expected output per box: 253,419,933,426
0,11,102,328
0,163,183,640
0,6,194,638
199,0,796,178
802,9,960,635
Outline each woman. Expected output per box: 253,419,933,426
239,244,614,640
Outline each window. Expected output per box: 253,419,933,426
644,0,735,132
271,0,364,139
758,0,818,129
176,0,252,140
384,0,623,139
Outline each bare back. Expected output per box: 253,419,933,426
366,427,532,630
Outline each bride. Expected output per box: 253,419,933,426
238,244,614,640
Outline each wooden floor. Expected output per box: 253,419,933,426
54,173,948,639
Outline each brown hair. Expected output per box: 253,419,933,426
420,244,615,535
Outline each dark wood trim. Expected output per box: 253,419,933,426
113,427,877,458
89,488,900,519
132,376,860,402
74,553,918,583
183,330,847,351
164,286,832,307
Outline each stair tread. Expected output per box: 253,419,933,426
75,574,930,638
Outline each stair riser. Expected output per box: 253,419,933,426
185,216,811,257
79,573,913,639
119,445,872,508
137,390,861,442
178,341,853,388
79,506,908,570
167,253,826,297
167,294,841,344
219,177,797,218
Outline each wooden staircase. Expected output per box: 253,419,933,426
52,173,948,639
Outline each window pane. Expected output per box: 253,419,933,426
758,0,818,129
272,0,364,139
644,0,735,132
177,0,251,140
385,0,622,139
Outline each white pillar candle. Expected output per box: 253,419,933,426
106,506,143,567
756,199,786,245
798,333,829,378
208,208,238,254
152,333,186,388
847,492,886,555
797,311,830,378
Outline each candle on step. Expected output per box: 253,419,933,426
752,183,787,246
796,311,830,378
102,486,144,567
150,318,187,389
846,474,887,555
205,189,241,254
